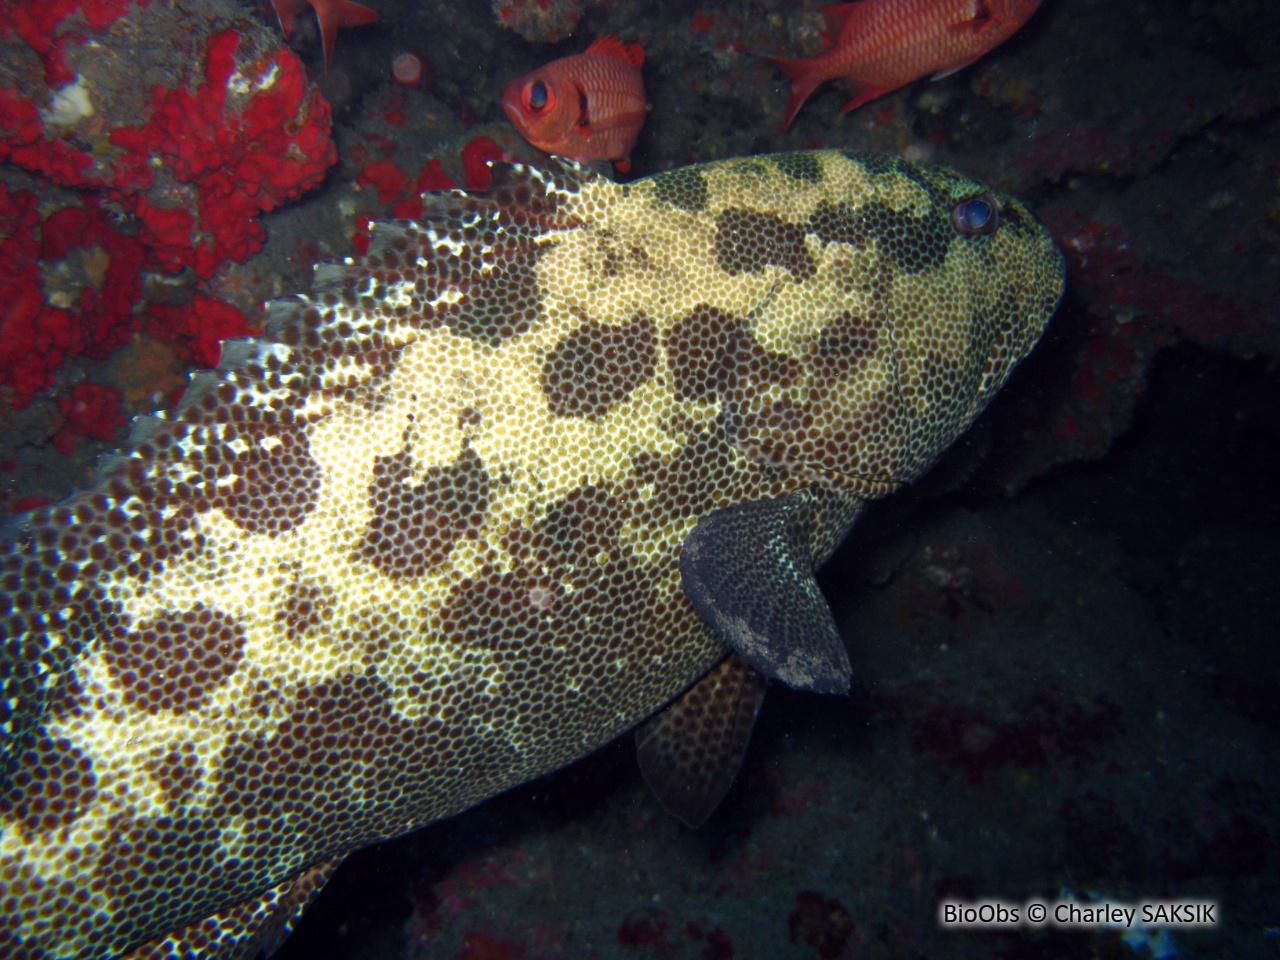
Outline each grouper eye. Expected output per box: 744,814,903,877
951,195,999,236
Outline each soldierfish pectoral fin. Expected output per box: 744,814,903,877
678,487,856,695
636,654,767,828
955,4,1010,36
951,14,989,34
124,857,342,960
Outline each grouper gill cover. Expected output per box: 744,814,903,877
0,151,1064,959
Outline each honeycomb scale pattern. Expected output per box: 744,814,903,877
0,151,1064,959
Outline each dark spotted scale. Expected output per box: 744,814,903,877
0,152,1063,959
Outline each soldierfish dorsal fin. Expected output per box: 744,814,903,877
585,35,644,69
635,655,767,829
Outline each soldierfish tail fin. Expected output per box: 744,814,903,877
586,35,645,68
270,0,304,36
760,53,829,132
316,0,378,66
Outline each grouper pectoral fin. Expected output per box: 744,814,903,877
124,856,342,960
636,653,767,828
678,486,862,695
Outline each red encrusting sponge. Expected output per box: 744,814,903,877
52,383,127,454
0,6,338,443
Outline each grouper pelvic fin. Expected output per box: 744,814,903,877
635,654,767,829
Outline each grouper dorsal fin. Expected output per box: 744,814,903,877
635,654,766,829
678,486,862,695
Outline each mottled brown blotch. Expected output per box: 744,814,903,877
714,208,815,281
808,198,869,249
650,167,708,212
666,304,803,407
438,245,547,347
542,315,657,420
769,152,824,183
96,814,227,921
105,604,247,714
665,304,744,403
202,425,322,537
634,426,744,524
530,484,626,579
361,446,490,578
814,311,882,378
214,673,426,869
0,735,97,834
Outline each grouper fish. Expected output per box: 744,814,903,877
0,150,1064,959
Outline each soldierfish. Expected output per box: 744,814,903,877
270,0,378,66
502,36,647,171
763,0,1043,130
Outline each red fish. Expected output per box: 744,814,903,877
763,0,1043,131
271,0,379,67
502,37,647,172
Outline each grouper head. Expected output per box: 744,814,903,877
707,152,1066,497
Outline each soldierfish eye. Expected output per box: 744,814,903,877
524,79,552,113
951,195,1000,236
